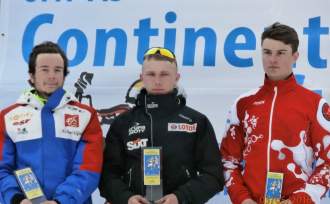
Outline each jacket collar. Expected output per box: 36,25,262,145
17,88,77,110
136,88,185,117
263,73,298,94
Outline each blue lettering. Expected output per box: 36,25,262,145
57,29,88,67
164,11,177,54
183,27,217,66
295,74,322,96
224,27,255,67
134,18,159,64
303,16,329,69
94,29,127,66
22,13,54,62
294,74,305,85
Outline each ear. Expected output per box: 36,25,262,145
293,51,299,62
29,73,35,84
176,73,180,82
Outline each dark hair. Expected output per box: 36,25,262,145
28,41,69,86
261,22,299,53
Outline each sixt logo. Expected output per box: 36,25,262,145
127,138,148,151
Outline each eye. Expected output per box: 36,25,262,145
263,50,271,55
146,72,155,77
41,68,49,72
161,72,169,76
55,68,63,73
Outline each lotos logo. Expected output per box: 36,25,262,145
127,138,148,150
168,123,197,133
322,103,330,121
64,114,79,127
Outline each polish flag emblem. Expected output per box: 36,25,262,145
322,103,330,121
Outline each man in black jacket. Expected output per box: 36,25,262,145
99,47,224,204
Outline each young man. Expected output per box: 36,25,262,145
220,23,330,204
0,42,103,204
99,47,224,204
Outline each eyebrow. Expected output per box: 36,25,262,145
38,65,64,68
263,48,288,52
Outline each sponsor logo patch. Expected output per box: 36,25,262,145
253,100,265,106
127,138,148,150
10,112,33,126
147,102,158,109
17,127,28,135
178,114,192,122
322,103,330,121
168,123,197,133
128,123,146,136
64,114,79,127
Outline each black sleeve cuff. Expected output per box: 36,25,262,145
11,193,25,204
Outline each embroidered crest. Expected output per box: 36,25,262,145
322,103,330,121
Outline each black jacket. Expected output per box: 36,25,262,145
99,89,224,204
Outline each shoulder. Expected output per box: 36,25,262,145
295,84,322,102
1,103,24,117
110,107,138,127
68,101,97,114
181,105,209,122
235,87,261,105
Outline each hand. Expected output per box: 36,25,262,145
20,199,32,204
41,201,58,204
128,195,149,204
241,198,257,204
155,194,178,204
280,199,292,204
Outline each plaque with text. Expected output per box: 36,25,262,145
142,147,163,202
264,172,284,204
14,167,46,204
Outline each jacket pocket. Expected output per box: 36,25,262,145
123,166,134,189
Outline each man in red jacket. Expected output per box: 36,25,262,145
220,22,330,204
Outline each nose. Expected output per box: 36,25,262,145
269,54,278,64
154,75,162,86
48,70,57,79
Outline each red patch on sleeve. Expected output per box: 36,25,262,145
322,103,330,121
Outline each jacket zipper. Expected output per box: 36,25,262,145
267,86,278,173
128,168,132,188
144,94,154,147
185,169,191,178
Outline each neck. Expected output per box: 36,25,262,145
31,89,49,104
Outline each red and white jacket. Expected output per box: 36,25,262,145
220,75,330,204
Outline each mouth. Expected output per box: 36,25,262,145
152,89,165,92
45,84,58,88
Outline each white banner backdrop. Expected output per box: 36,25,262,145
0,0,330,203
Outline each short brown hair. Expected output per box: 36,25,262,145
262,22,299,53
